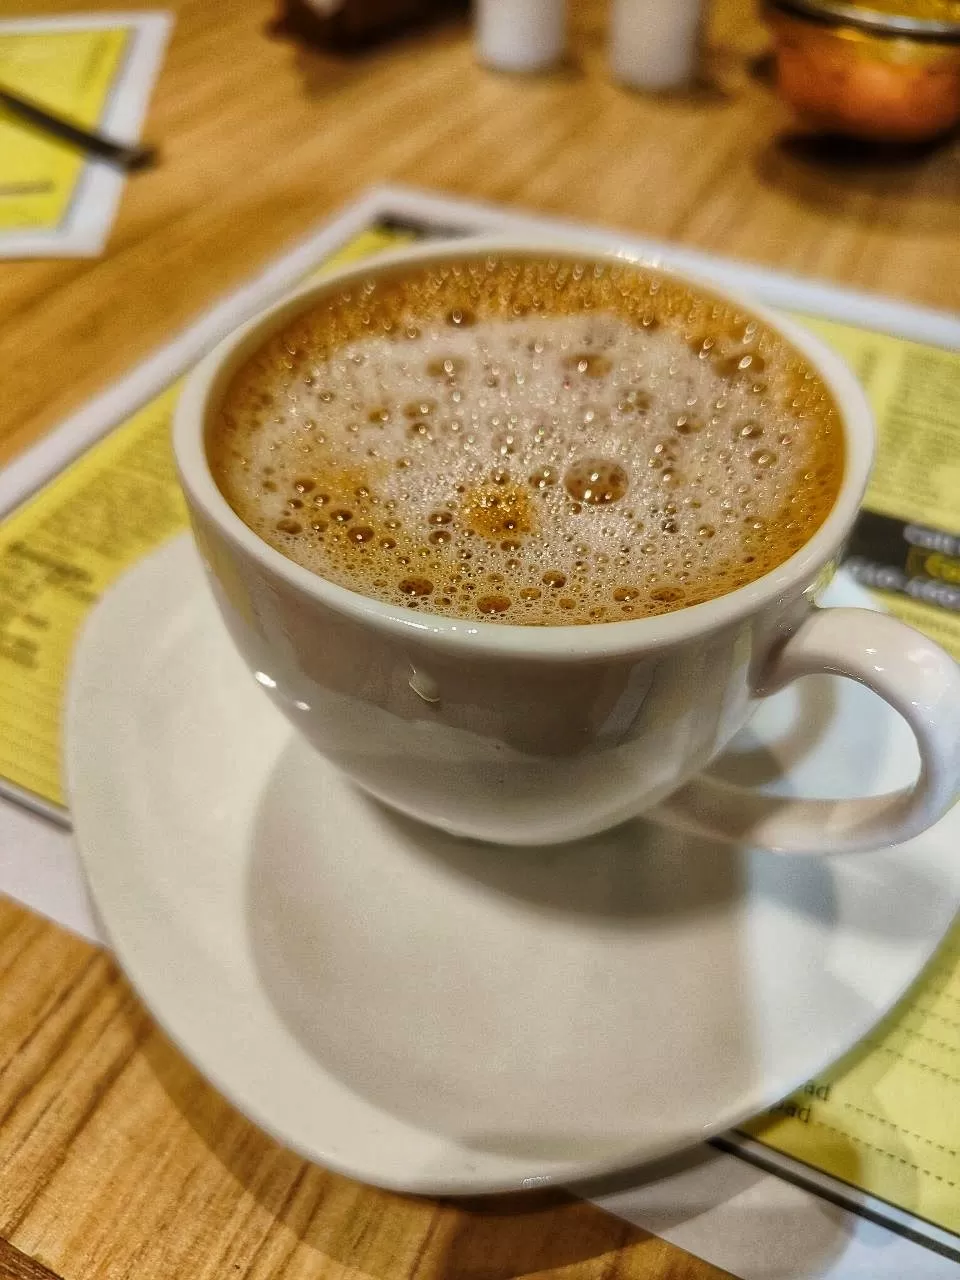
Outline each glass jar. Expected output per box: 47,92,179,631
766,0,960,141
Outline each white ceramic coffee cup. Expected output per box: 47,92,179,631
174,239,960,852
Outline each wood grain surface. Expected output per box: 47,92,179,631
0,891,731,1279
1,0,956,1275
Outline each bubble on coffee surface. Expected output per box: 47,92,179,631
211,255,843,625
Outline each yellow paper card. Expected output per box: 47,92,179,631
792,315,960,657
0,27,129,231
798,315,960,538
743,926,960,1235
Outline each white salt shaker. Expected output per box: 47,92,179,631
609,0,704,90
476,0,567,72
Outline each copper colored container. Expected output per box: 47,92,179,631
767,0,960,141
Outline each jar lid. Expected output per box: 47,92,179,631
769,0,960,39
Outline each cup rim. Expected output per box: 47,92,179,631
173,236,874,660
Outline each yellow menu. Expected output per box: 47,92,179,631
796,315,960,656
0,25,129,232
744,935,960,1236
0,386,184,806
0,220,958,1240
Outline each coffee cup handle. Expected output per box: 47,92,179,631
650,607,960,855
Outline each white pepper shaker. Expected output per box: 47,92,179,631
476,0,567,72
609,0,704,90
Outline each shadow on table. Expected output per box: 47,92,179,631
127,1021,737,1277
132,1021,861,1280
570,1144,867,1280
426,1187,729,1278
754,131,960,234
264,5,473,101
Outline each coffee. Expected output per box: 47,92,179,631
210,255,843,625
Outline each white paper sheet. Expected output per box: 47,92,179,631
594,1146,960,1279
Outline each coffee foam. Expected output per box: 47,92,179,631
210,255,843,625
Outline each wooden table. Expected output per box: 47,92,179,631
1,0,958,1276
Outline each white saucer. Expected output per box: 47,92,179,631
66,535,960,1195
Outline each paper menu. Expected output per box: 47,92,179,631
0,13,170,258
0,215,958,1244
0,25,129,233
801,318,960,542
0,385,184,810
742,931,960,1238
